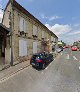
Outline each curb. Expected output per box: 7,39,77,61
0,64,10,71
0,64,30,83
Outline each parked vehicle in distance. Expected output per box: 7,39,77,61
56,48,62,53
71,46,78,51
59,46,63,51
30,52,53,69
64,45,69,48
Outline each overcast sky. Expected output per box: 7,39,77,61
0,0,80,44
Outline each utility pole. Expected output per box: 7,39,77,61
10,0,14,66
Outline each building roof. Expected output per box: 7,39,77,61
4,0,58,38
0,23,10,33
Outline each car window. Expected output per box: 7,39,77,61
32,55,38,59
44,54,48,57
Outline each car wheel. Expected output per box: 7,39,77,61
42,63,46,69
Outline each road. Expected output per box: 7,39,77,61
0,48,80,92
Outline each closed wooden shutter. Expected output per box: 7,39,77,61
23,19,27,33
42,31,44,38
33,42,37,54
33,25,37,35
23,40,27,56
19,40,24,56
19,17,24,32
19,39,27,56
51,36,53,41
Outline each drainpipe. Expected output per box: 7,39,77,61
10,0,14,66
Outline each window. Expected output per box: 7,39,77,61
33,25,37,36
42,31,44,38
51,36,54,42
53,38,56,42
33,42,37,54
19,39,27,56
19,17,27,32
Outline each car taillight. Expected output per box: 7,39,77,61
36,60,43,62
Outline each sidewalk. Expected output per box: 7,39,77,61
0,52,58,81
0,60,30,80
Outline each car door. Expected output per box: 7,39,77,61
49,54,53,61
44,54,49,63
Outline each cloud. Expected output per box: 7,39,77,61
73,24,80,27
0,9,3,23
45,23,80,44
68,31,80,35
45,23,71,36
0,1,3,23
40,14,48,19
40,13,61,21
49,16,61,21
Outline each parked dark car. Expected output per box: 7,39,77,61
59,46,63,51
30,52,53,69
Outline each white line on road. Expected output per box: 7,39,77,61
66,54,69,59
61,53,63,55
45,67,48,70
41,72,44,74
79,66,80,70
73,56,78,61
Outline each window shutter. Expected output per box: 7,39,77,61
24,19,27,33
19,17,24,32
33,25,37,35
23,40,27,56
51,36,53,41
53,38,55,42
42,31,44,38
19,39,27,56
33,42,37,54
19,40,24,56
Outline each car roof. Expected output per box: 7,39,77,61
33,53,44,55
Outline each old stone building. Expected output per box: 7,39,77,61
2,0,58,65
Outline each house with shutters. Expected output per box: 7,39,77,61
1,0,58,65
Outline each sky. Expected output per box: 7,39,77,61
0,0,80,44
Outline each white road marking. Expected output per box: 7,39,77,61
66,54,69,59
45,67,48,70
54,59,55,61
61,53,63,55
41,72,44,74
49,63,52,66
73,56,78,61
79,66,80,70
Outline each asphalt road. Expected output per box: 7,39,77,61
0,48,80,92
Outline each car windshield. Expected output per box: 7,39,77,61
32,54,44,59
